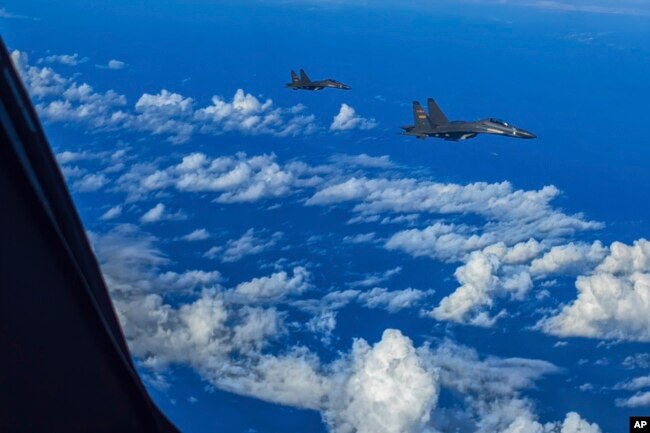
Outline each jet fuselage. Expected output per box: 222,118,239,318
402,99,536,141
285,69,351,91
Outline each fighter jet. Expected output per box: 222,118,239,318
285,69,351,91
401,98,536,140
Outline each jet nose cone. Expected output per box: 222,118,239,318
516,129,536,139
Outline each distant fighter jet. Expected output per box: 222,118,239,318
286,69,351,91
401,98,536,140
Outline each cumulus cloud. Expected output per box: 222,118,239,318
62,143,616,329
11,51,126,127
231,266,311,303
127,89,196,143
324,330,438,433
617,391,650,408
330,104,377,131
88,227,602,433
305,175,609,326
420,340,602,433
140,203,166,223
220,229,282,263
529,241,607,276
350,266,402,288
329,153,393,169
539,239,650,342
343,232,376,244
216,348,330,410
107,59,126,70
358,287,434,313
615,374,650,391
623,353,650,369
101,205,123,220
182,228,210,241
306,310,338,342
56,150,98,164
12,52,318,142
428,241,539,326
385,222,503,262
90,225,295,371
425,237,618,327
41,53,87,66
196,89,318,137
117,152,305,203
309,178,600,247
157,270,222,292
139,203,185,224
73,173,109,192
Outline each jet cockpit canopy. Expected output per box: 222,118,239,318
489,118,510,127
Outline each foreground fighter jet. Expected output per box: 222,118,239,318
401,98,536,140
285,69,351,91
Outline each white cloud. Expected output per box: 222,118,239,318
90,225,292,369
358,287,434,313
329,153,393,169
305,175,609,327
157,270,222,292
220,229,282,263
56,150,95,164
309,178,600,247
325,329,438,433
539,239,650,342
350,266,402,288
231,266,311,303
41,53,87,66
117,152,303,203
330,103,377,131
530,241,607,276
385,222,502,262
73,173,109,192
87,229,602,433
215,347,329,410
343,232,376,244
196,89,317,137
203,246,223,259
136,89,194,115
428,241,539,326
615,374,650,391
139,203,185,224
182,228,210,241
623,353,650,369
129,89,196,144
420,340,586,433
306,310,338,342
12,52,317,141
108,59,126,70
140,203,166,223
11,50,69,98
616,391,650,408
89,224,169,295
40,78,127,126
101,205,123,220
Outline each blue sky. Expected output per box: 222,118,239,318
3,1,650,432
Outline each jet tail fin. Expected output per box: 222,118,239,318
427,98,449,126
299,69,311,83
291,70,300,84
413,101,432,131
